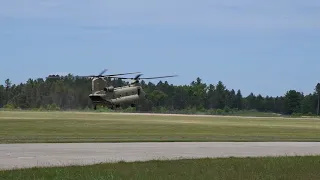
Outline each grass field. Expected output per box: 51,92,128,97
1,156,320,180
1,110,320,143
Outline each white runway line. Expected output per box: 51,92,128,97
1,142,320,170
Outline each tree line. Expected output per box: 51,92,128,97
0,74,320,115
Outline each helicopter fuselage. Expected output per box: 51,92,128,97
89,85,146,109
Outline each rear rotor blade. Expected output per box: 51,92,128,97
113,74,177,80
139,75,178,79
77,69,108,78
78,72,141,78
113,77,135,80
112,74,142,80
104,72,141,77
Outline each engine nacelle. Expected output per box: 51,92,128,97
104,86,114,92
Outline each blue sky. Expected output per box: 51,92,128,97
0,0,319,97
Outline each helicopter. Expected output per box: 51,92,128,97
47,69,177,110
87,71,177,110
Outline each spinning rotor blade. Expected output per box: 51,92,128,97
114,74,178,80
98,69,108,76
104,72,141,77
78,70,141,78
113,74,142,80
138,75,178,79
48,69,110,78
75,69,108,78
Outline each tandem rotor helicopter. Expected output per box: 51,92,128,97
47,69,177,110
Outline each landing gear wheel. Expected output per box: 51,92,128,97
94,105,97,110
131,104,135,107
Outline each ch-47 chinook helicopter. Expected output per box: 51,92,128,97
86,70,178,110
48,69,177,110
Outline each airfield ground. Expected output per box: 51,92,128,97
1,110,320,143
1,110,320,179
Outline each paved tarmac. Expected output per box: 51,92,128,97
1,142,320,170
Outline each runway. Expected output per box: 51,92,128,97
1,142,320,170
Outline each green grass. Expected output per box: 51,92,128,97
1,107,288,117
1,110,320,143
1,156,320,180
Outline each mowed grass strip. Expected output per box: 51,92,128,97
1,111,320,143
1,156,320,180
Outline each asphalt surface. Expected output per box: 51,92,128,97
1,142,320,170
